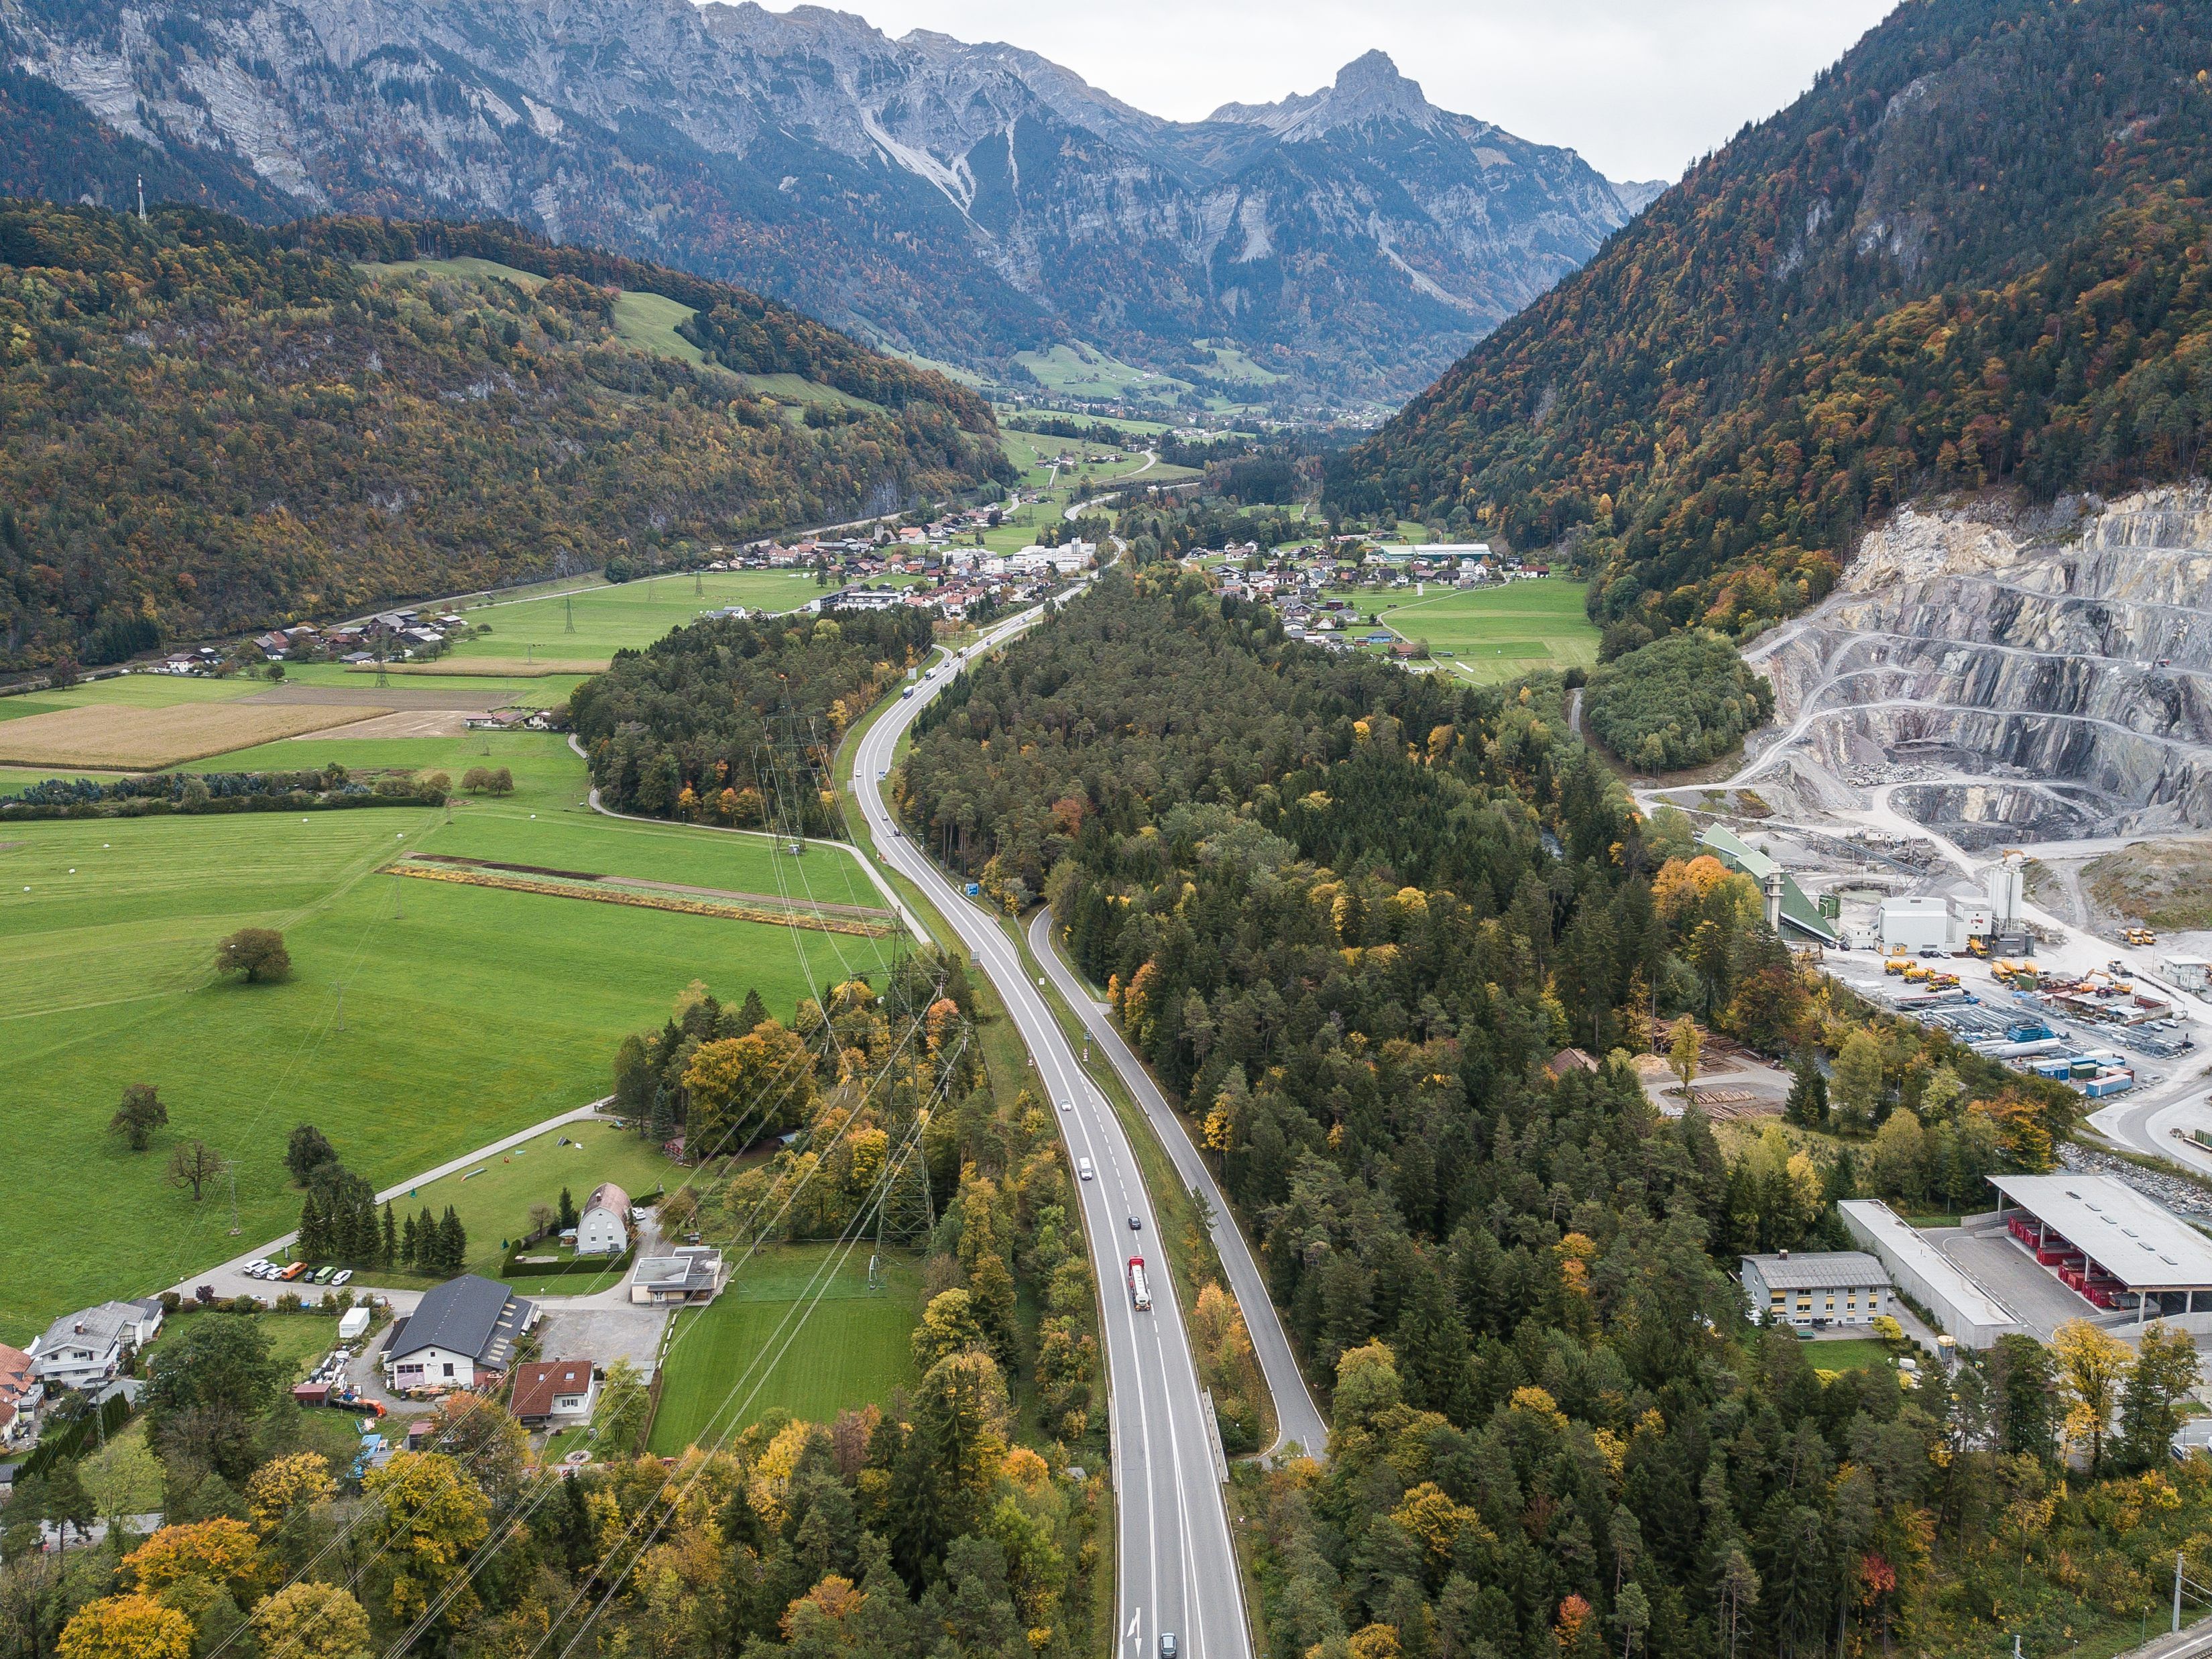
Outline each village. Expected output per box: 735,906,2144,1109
0,1142,733,1546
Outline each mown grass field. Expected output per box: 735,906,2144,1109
1369,577,1602,683
0,735,894,1344
400,1119,677,1278
422,571,823,672
648,1245,921,1452
1802,1338,1896,1375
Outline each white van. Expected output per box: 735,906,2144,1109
1078,1157,1094,1181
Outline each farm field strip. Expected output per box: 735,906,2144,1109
402,852,893,919
393,858,896,935
0,700,392,770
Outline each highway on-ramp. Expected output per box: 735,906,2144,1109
851,603,1252,1659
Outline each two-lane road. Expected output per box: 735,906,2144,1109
852,605,1250,1659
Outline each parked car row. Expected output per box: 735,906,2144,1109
241,1259,353,1286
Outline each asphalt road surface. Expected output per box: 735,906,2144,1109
1029,907,1330,1463
852,599,1252,1659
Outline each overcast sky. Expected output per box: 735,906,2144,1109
774,0,1900,182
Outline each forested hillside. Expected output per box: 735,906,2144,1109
0,203,1006,670
897,571,2201,1656
1326,0,2212,643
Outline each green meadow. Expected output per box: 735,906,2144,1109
0,735,894,1343
418,570,824,671
395,1119,680,1281
1367,576,1602,684
647,1245,921,1452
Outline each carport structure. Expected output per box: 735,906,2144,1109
1989,1174,2212,1324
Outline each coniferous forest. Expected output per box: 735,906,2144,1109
898,570,2212,1658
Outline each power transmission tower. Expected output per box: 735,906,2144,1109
875,1097,937,1253
762,697,826,858
565,594,576,633
375,642,389,689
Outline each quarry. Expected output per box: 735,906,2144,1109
1643,485,2212,1183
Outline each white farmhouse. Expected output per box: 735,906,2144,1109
575,1183,634,1257
29,1299,164,1389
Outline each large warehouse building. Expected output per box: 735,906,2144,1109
1989,1174,2212,1327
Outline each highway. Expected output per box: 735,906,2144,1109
1029,907,1331,1463
851,603,1251,1659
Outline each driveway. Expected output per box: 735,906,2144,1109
533,1304,671,1380
160,1102,612,1306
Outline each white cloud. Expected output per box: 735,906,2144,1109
741,0,1899,182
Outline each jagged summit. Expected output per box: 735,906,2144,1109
1208,51,1446,140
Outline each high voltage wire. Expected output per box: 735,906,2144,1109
224,998,946,1659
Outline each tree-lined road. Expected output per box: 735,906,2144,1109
852,603,1251,1659
1030,907,1330,1463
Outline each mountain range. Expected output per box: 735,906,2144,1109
1328,0,2212,641
0,0,1660,406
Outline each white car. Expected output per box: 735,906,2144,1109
1059,1099,1072,1112
331,1269,353,1286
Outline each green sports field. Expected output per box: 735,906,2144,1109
0,736,895,1343
647,1245,921,1452
1368,577,1601,684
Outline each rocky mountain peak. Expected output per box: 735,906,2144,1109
1208,49,1444,141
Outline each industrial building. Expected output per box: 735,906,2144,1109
1739,1249,1891,1328
1697,827,1837,944
1989,1174,2212,1328
1876,852,2032,956
1839,1200,2026,1349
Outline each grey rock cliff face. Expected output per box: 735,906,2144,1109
1744,490,2212,840
1,0,1653,401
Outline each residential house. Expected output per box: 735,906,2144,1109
0,1342,41,1448
1739,1250,1891,1328
382,1275,534,1391
630,1247,725,1306
575,1184,634,1257
509,1360,598,1428
29,1299,164,1389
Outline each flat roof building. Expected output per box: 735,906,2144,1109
1989,1174,2212,1325
1839,1199,2026,1349
1740,1249,1890,1328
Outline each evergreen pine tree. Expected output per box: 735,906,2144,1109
648,1084,676,1147
419,1207,438,1269
558,1187,578,1231
439,1206,466,1275
382,1201,398,1268
400,1210,420,1270
1784,1053,1829,1128
737,987,769,1033
298,1193,325,1261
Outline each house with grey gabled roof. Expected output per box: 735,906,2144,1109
29,1299,164,1389
382,1275,534,1393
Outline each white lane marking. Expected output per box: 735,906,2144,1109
1128,1611,1141,1641
860,622,1203,1659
